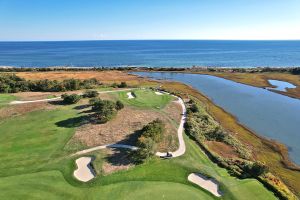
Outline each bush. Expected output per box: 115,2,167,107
115,100,124,110
141,119,165,143
134,136,156,162
118,82,127,88
134,119,165,162
83,90,99,98
61,94,82,104
91,99,117,123
0,73,100,93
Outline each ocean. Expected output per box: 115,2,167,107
0,40,300,68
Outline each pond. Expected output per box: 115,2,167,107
267,80,296,92
133,72,300,165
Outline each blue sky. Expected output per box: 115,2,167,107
0,0,300,41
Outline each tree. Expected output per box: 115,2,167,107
115,100,124,110
82,90,99,98
142,119,165,143
61,94,82,104
92,99,117,123
134,136,156,162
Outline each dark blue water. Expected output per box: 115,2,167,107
133,72,300,165
1,40,300,67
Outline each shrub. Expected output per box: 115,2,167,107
115,100,124,110
141,119,165,143
118,82,127,88
83,90,99,98
134,136,156,162
134,119,165,162
0,73,100,93
61,94,82,104
91,99,117,123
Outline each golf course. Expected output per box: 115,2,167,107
0,86,277,200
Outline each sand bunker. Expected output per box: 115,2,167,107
127,92,135,99
188,173,222,197
73,157,95,182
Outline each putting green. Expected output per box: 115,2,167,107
117,89,174,109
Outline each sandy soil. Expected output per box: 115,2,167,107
188,173,222,197
73,157,95,182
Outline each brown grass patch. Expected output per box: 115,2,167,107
0,102,55,120
15,70,157,86
73,102,180,151
206,141,239,159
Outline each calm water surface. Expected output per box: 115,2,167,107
267,80,296,92
133,72,300,165
1,40,300,67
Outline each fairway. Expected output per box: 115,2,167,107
117,89,174,109
0,94,16,108
0,95,276,200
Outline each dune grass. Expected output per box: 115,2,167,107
0,94,16,108
0,98,276,199
117,89,174,109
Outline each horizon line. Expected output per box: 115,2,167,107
1,39,300,42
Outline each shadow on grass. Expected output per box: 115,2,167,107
73,104,90,110
55,115,90,128
105,148,135,167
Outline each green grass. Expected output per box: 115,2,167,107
117,89,174,109
0,99,277,199
0,94,17,108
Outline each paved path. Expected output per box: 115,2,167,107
9,88,136,105
72,144,138,156
155,96,186,157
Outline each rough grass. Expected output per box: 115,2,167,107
0,99,276,199
0,94,16,108
117,89,174,109
15,71,158,87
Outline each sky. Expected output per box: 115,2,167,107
0,0,300,41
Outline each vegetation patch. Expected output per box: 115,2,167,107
117,89,173,109
0,94,16,108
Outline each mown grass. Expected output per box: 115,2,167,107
0,99,276,199
0,94,16,108
117,89,174,109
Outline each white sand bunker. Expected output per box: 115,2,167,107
74,157,95,182
127,92,135,99
155,91,163,95
188,173,222,197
